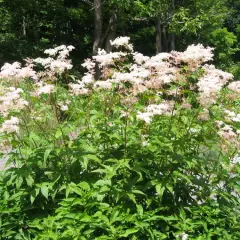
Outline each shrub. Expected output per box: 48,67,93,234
0,37,239,239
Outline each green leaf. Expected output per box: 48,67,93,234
44,148,53,167
78,181,90,191
55,129,62,139
120,228,139,237
25,174,34,187
127,193,136,204
41,185,49,199
87,154,101,163
30,188,40,204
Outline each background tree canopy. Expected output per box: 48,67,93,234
0,0,239,77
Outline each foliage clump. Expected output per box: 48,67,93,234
0,37,240,239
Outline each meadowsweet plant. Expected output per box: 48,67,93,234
0,37,240,239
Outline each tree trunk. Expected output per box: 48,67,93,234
23,16,26,36
105,12,118,53
162,25,168,52
93,0,102,55
169,33,175,51
169,0,175,51
156,18,162,54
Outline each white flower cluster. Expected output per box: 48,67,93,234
57,100,71,111
0,87,28,117
34,45,75,74
178,44,214,69
176,232,189,240
197,65,233,106
94,81,113,90
81,58,95,74
0,62,37,81
227,81,240,93
0,116,20,134
224,109,240,122
69,81,90,96
137,101,174,124
44,45,75,58
93,49,127,67
231,154,240,165
77,37,228,103
216,121,239,142
36,82,55,95
110,36,133,51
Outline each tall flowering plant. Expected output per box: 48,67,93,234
0,37,239,239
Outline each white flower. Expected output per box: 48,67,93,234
176,232,189,240
82,74,94,85
231,155,240,165
197,65,233,106
0,116,20,134
36,83,55,95
0,61,37,81
34,45,74,74
232,114,240,122
110,36,133,51
227,81,240,93
0,87,28,117
81,58,95,73
69,81,90,96
58,101,70,111
93,50,127,67
93,81,112,90
136,112,153,124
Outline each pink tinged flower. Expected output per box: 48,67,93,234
137,101,174,124
133,52,150,64
218,124,237,140
197,65,233,106
82,74,94,85
0,87,28,117
82,59,96,73
179,44,214,66
36,83,55,95
0,62,21,78
0,61,37,80
228,81,240,93
69,82,90,96
146,101,174,116
181,103,192,109
0,116,20,134
93,81,112,90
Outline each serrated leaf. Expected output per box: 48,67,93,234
26,174,34,187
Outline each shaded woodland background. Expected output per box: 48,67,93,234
0,0,239,77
